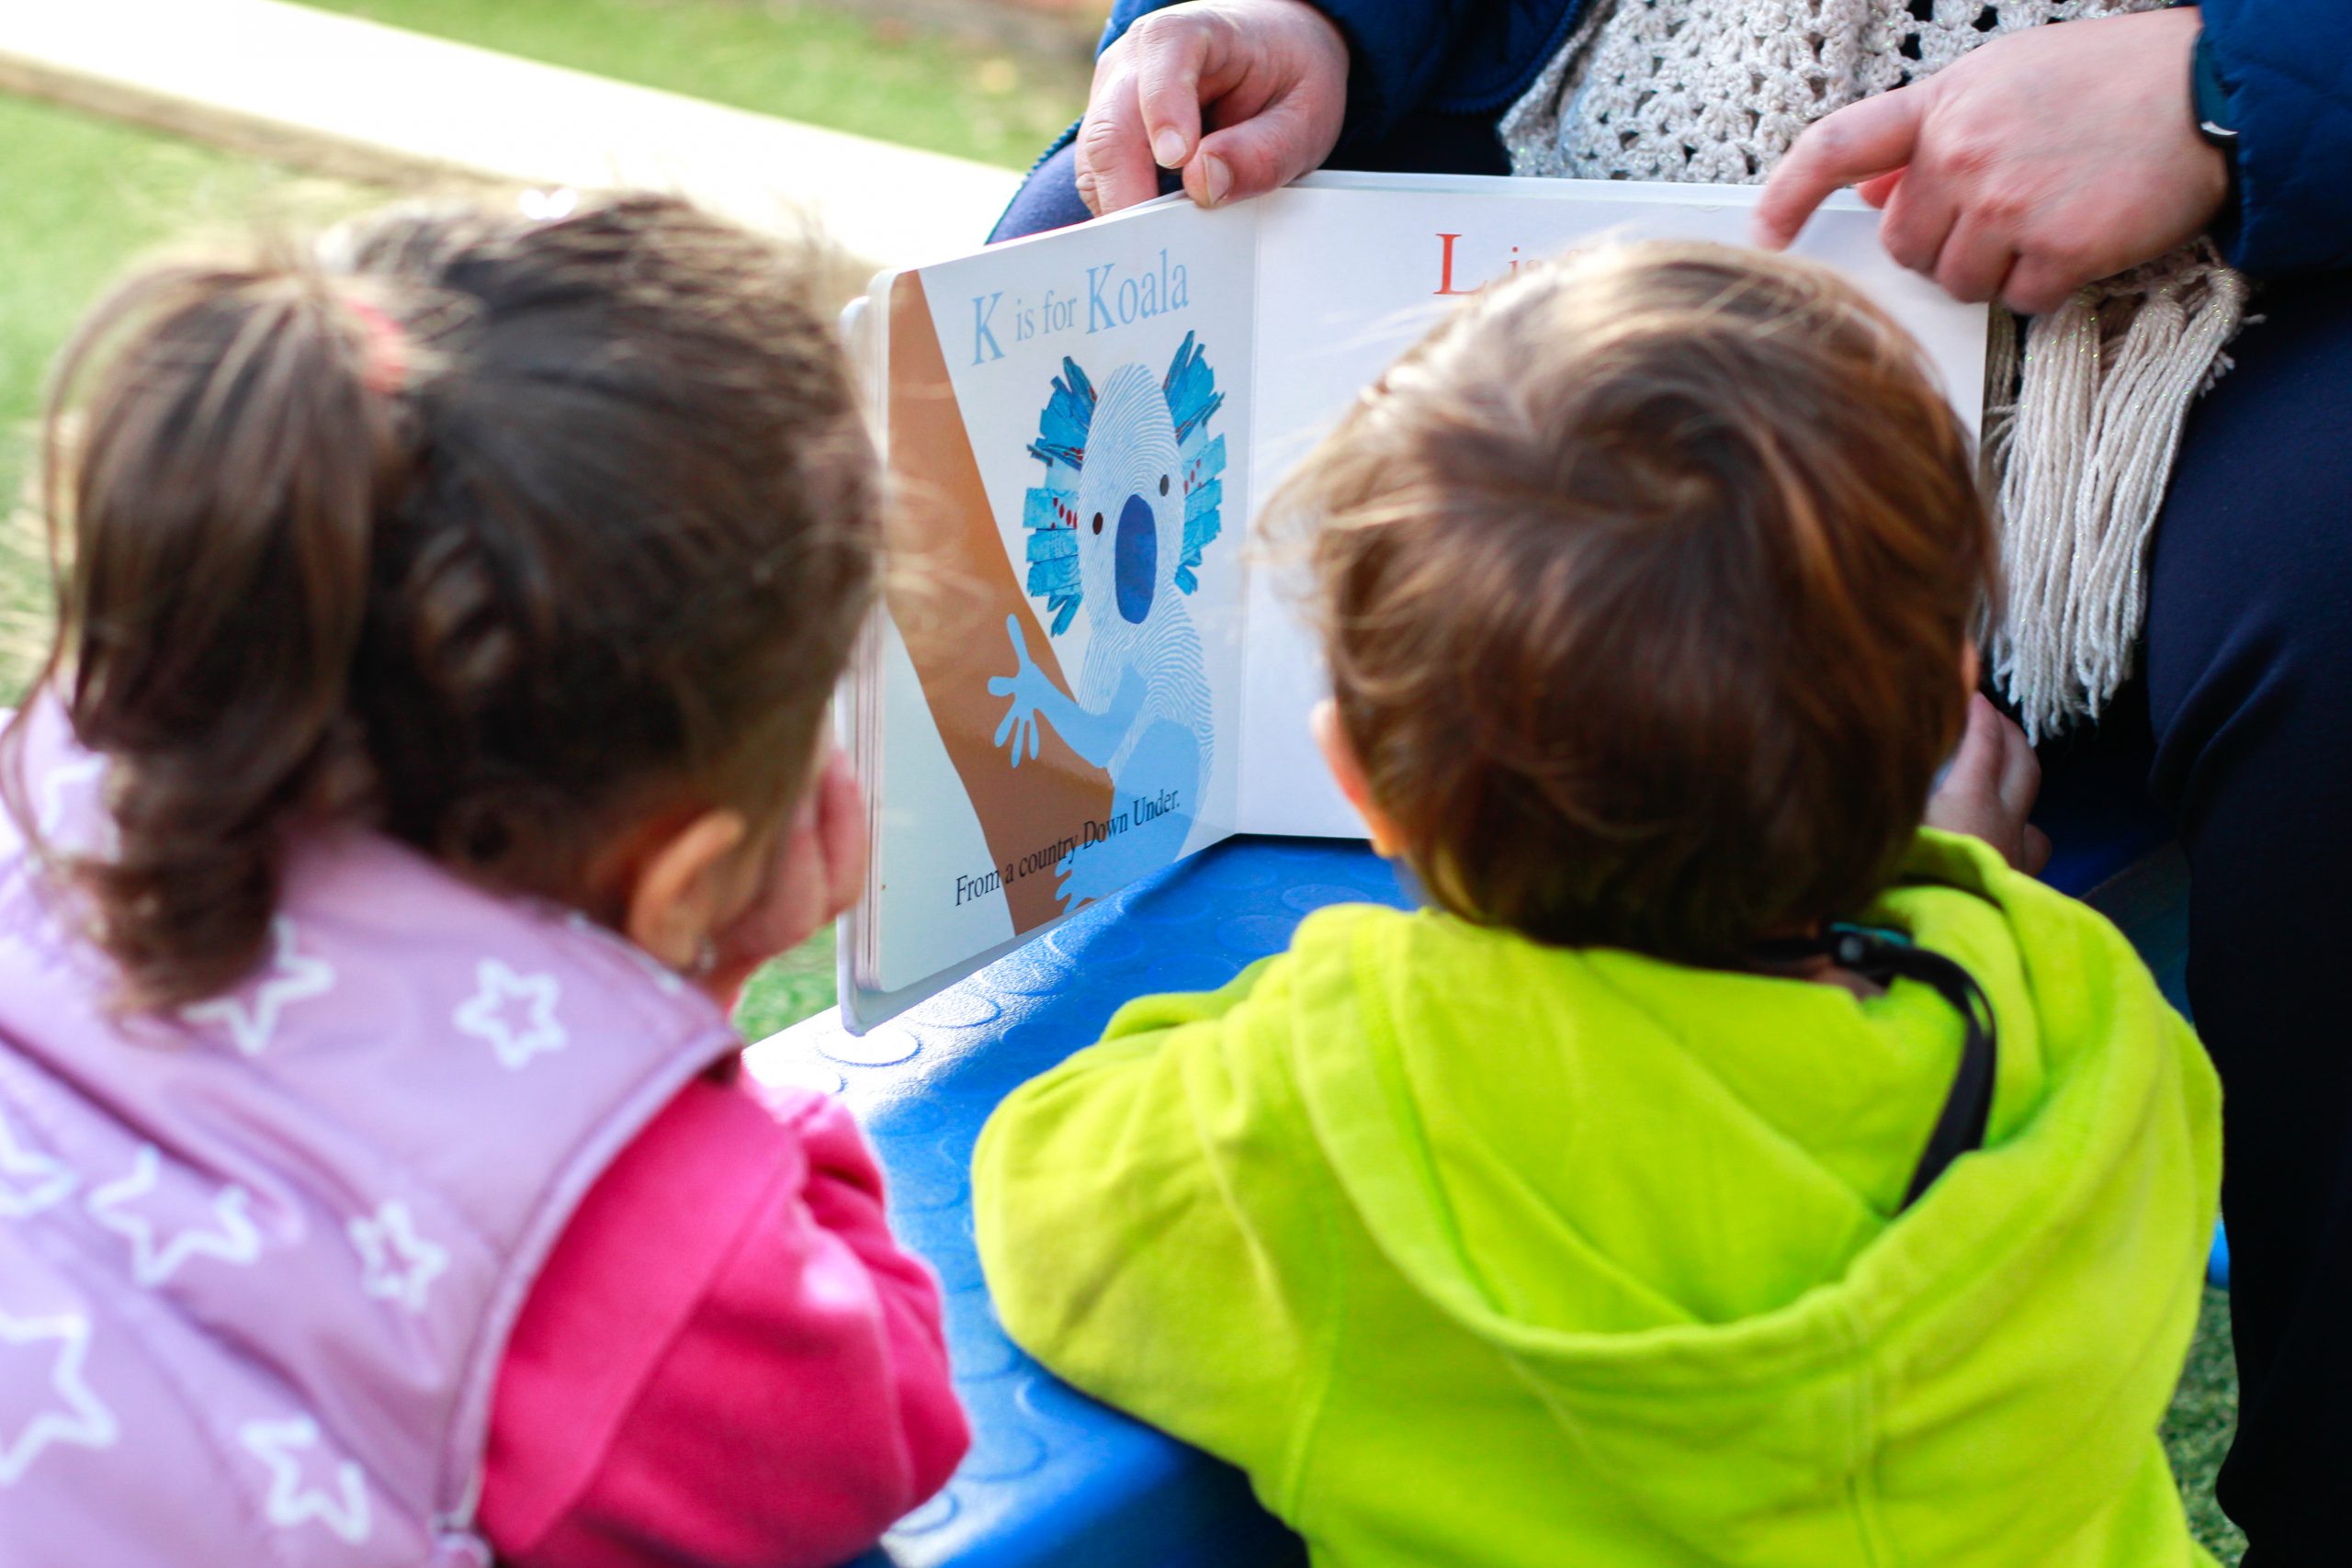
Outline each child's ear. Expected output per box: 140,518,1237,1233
1961,637,1981,695
1313,699,1404,859
623,808,752,971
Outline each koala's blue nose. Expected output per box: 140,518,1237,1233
1115,493,1156,625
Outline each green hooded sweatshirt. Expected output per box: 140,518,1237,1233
973,832,2222,1567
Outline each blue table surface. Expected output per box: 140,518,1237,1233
746,793,2181,1568
746,837,1405,1568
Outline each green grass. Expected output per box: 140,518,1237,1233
293,0,1089,170
733,922,840,1040
0,97,366,519
2165,1286,2247,1562
0,96,382,692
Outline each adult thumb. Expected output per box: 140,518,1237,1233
1186,97,1336,208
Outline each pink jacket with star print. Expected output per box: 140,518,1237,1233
0,704,742,1566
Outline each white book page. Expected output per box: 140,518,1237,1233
1236,174,1988,838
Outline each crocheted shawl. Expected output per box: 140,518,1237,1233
1501,0,2250,736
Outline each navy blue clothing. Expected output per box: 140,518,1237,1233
1005,0,2352,279
2143,275,2352,1566
2199,0,2352,276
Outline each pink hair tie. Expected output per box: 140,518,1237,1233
345,298,408,398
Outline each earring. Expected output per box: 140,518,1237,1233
689,937,719,979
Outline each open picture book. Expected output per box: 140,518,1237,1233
835,171,1988,1031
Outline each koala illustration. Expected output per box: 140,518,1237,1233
992,333,1227,908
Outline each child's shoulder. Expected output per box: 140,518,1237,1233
1890,829,2162,997
1250,898,1519,1017
1285,897,1538,968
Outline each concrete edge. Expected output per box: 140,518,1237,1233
0,0,1024,274
0,52,482,194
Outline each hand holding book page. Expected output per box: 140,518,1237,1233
842,175,1987,1029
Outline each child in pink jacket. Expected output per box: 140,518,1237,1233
0,194,962,1567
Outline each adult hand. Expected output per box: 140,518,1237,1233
1753,7,2228,314
1926,694,2051,874
700,746,867,1009
1075,0,1349,217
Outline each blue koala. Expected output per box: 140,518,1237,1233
992,333,1227,908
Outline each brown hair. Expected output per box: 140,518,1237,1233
1274,242,1993,964
6,194,878,1009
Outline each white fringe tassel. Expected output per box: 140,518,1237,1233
1982,242,2251,739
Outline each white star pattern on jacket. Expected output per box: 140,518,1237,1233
0,869,73,983
181,917,335,1056
34,755,104,840
0,1313,119,1485
85,1145,264,1287
455,959,567,1070
0,1108,76,1218
348,1200,449,1314
239,1416,371,1544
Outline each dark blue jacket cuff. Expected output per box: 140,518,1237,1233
1097,0,1465,153
1306,0,1474,152
2199,0,2352,277
1096,0,1582,157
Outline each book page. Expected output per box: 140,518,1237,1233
850,198,1260,1022
1236,175,1989,838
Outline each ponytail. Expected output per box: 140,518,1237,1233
6,195,878,1013
6,258,408,1009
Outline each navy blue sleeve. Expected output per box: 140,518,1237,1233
1098,0,1465,152
2198,0,2352,277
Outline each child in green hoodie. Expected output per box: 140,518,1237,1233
972,243,2222,1568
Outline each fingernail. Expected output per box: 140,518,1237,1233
1203,155,1231,207
1151,128,1186,168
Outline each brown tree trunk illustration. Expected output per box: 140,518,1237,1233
884,272,1115,933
